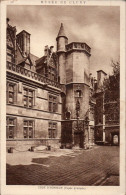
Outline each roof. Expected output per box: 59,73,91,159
17,51,39,66
16,30,31,36
30,53,39,66
36,56,47,67
17,54,32,65
56,23,68,39
97,70,107,75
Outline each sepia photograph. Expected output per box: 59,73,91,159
0,1,125,195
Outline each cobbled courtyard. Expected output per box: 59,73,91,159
6,145,119,186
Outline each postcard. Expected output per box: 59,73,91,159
0,0,125,195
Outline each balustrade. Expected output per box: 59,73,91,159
65,42,91,55
6,61,60,88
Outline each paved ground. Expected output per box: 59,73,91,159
6,146,119,186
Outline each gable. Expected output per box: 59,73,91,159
7,31,14,48
25,58,31,65
48,55,57,68
16,44,24,64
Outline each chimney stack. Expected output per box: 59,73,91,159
16,30,31,57
44,45,49,56
97,70,107,89
50,46,54,54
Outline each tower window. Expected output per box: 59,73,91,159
75,90,82,98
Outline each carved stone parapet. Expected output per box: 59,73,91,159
6,61,61,89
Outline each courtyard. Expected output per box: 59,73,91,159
6,145,119,186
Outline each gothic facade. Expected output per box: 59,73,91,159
6,19,119,151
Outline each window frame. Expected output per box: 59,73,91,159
23,119,34,139
7,82,17,104
6,117,16,139
74,89,82,98
48,94,58,113
23,87,34,108
48,122,57,138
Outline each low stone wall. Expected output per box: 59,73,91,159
6,139,60,152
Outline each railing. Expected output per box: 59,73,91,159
7,61,61,89
66,42,91,55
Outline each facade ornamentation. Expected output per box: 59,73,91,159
6,19,119,151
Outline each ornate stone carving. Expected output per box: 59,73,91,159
6,62,61,89
76,99,80,118
73,120,84,132
65,107,71,120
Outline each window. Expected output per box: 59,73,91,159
75,90,82,98
7,82,17,104
48,122,57,138
106,113,119,121
7,54,12,62
49,95,58,112
23,120,34,138
99,119,102,123
23,88,34,108
51,73,54,81
97,130,100,135
6,117,16,139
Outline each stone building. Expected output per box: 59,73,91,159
56,24,95,148
6,19,103,151
94,70,120,145
7,19,61,150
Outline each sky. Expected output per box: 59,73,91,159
7,5,120,77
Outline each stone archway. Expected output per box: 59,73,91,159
113,135,119,145
111,133,119,146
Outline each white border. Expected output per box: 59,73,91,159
0,1,125,195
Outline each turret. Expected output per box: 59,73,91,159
56,23,68,84
56,23,68,52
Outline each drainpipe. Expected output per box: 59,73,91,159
103,92,105,143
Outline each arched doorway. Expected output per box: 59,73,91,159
111,133,119,146
113,135,119,145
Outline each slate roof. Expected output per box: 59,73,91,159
36,56,47,67
30,53,39,66
56,23,68,39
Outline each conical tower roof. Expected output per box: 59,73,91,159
56,23,68,40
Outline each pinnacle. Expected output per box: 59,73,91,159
57,23,67,38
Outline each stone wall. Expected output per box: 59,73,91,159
6,78,62,149
65,84,89,119
105,126,119,144
7,138,60,151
